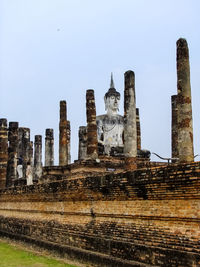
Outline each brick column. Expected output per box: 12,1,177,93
136,108,141,150
124,71,137,170
171,95,178,161
86,90,98,159
45,128,54,166
6,122,18,187
28,141,33,166
59,100,68,165
67,120,71,164
18,128,24,159
78,126,87,160
0,119,8,189
176,38,194,162
34,135,42,182
18,127,31,173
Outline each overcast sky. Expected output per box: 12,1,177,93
0,0,200,163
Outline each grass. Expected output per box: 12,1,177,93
0,241,77,267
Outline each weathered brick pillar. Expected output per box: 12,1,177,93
136,108,141,150
59,100,68,165
34,135,42,182
0,119,8,189
18,127,30,172
28,141,33,166
67,120,71,164
6,122,19,187
176,38,194,163
23,128,30,177
171,95,178,161
18,128,24,159
78,126,87,160
86,90,98,159
45,128,54,166
124,71,137,170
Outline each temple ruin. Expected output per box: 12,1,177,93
0,38,200,267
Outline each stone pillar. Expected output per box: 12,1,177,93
67,121,71,164
18,128,24,159
34,135,42,182
59,100,68,165
176,38,194,162
24,128,30,177
171,95,178,161
136,108,141,150
6,122,19,187
28,141,33,166
124,71,137,170
86,90,98,159
18,127,31,175
0,119,8,189
45,128,54,166
78,126,87,160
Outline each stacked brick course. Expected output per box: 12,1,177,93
0,162,200,266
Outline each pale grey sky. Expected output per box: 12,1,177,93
0,0,200,163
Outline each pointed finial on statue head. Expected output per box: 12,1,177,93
110,72,115,89
105,73,120,99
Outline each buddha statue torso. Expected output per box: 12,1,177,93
96,74,124,155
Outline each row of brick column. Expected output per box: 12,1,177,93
0,121,56,188
0,38,196,185
83,40,194,165
80,71,139,165
0,99,72,189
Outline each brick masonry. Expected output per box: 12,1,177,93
0,161,200,266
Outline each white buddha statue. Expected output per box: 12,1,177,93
96,74,124,155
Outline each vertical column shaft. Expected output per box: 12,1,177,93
28,141,33,166
18,127,31,176
136,108,141,150
18,128,24,158
45,128,54,166
67,121,71,164
23,128,30,177
6,122,19,187
86,90,98,159
176,38,194,162
124,71,137,154
78,126,87,160
0,119,8,189
124,71,137,170
171,95,178,161
34,135,42,181
59,100,68,165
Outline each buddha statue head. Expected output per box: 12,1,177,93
104,73,120,116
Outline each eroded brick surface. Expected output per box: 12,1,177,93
0,162,200,266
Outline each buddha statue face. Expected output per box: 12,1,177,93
104,88,120,116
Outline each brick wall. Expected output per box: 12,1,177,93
0,162,200,266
